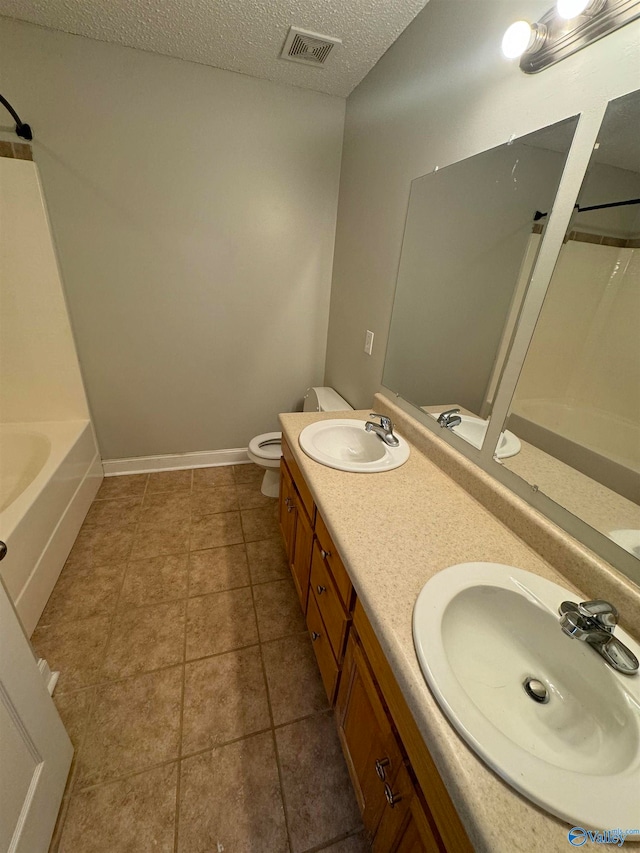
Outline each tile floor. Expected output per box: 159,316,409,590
34,464,366,853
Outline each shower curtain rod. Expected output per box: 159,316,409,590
534,197,640,221
0,93,33,140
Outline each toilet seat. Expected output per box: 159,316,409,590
247,431,282,468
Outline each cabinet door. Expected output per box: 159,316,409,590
278,461,297,563
336,634,404,841
291,499,313,613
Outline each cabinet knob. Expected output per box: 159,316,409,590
320,548,331,559
375,757,390,781
311,631,321,641
287,499,295,513
0,541,7,562
384,783,402,808
316,585,326,596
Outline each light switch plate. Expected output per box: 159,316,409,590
364,330,374,355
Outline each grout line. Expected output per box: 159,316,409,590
174,473,192,853
249,575,295,852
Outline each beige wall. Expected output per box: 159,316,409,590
324,0,640,409
0,158,89,423
0,18,345,459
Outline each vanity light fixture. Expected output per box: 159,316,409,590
501,21,547,58
501,0,640,72
556,0,605,19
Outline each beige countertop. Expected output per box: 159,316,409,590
279,398,640,853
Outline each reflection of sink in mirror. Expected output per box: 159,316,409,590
432,413,521,459
413,562,640,828
609,529,640,559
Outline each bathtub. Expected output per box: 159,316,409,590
507,400,639,504
0,420,102,636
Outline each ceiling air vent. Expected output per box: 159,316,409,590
280,27,342,67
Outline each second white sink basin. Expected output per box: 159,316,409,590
413,562,640,828
299,419,409,473
432,413,521,458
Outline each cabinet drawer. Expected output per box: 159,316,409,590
282,435,315,521
306,592,339,704
310,542,349,662
315,512,353,610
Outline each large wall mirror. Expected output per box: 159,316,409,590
383,116,579,451
500,89,640,569
382,90,640,589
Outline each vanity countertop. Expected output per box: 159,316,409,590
279,401,639,853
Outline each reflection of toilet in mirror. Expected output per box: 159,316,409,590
248,387,352,497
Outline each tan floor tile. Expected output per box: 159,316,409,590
83,497,143,527
193,466,235,489
241,505,280,542
32,616,111,692
147,469,192,493
319,832,369,852
190,511,243,551
39,563,124,626
76,667,182,787
182,647,270,754
253,578,306,642
129,519,190,561
233,463,264,484
101,601,186,680
54,688,95,751
190,486,239,519
262,634,328,725
65,523,136,570
276,713,361,853
59,763,177,853
96,474,148,501
139,491,191,525
188,544,249,596
178,732,288,853
186,587,258,659
119,554,188,608
236,482,275,510
246,537,289,584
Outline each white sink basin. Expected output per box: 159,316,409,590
413,562,640,827
433,413,521,458
299,419,410,473
609,529,640,559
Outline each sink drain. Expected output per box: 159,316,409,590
522,677,549,704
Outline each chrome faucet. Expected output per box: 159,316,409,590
559,599,639,675
437,408,462,429
365,413,400,447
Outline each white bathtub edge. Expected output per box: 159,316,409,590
102,447,250,476
17,453,102,637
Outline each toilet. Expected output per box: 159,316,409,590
248,387,353,497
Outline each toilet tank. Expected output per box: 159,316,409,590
303,387,353,413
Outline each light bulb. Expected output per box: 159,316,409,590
501,21,534,58
557,0,590,18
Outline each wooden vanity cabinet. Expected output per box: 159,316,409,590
279,439,315,613
278,434,472,852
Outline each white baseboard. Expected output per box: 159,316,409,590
102,447,251,476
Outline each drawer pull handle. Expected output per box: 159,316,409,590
311,631,321,641
375,758,390,781
384,783,402,808
316,585,326,595
321,549,331,559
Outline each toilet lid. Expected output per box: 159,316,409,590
249,431,282,460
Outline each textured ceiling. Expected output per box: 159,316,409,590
0,0,430,97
